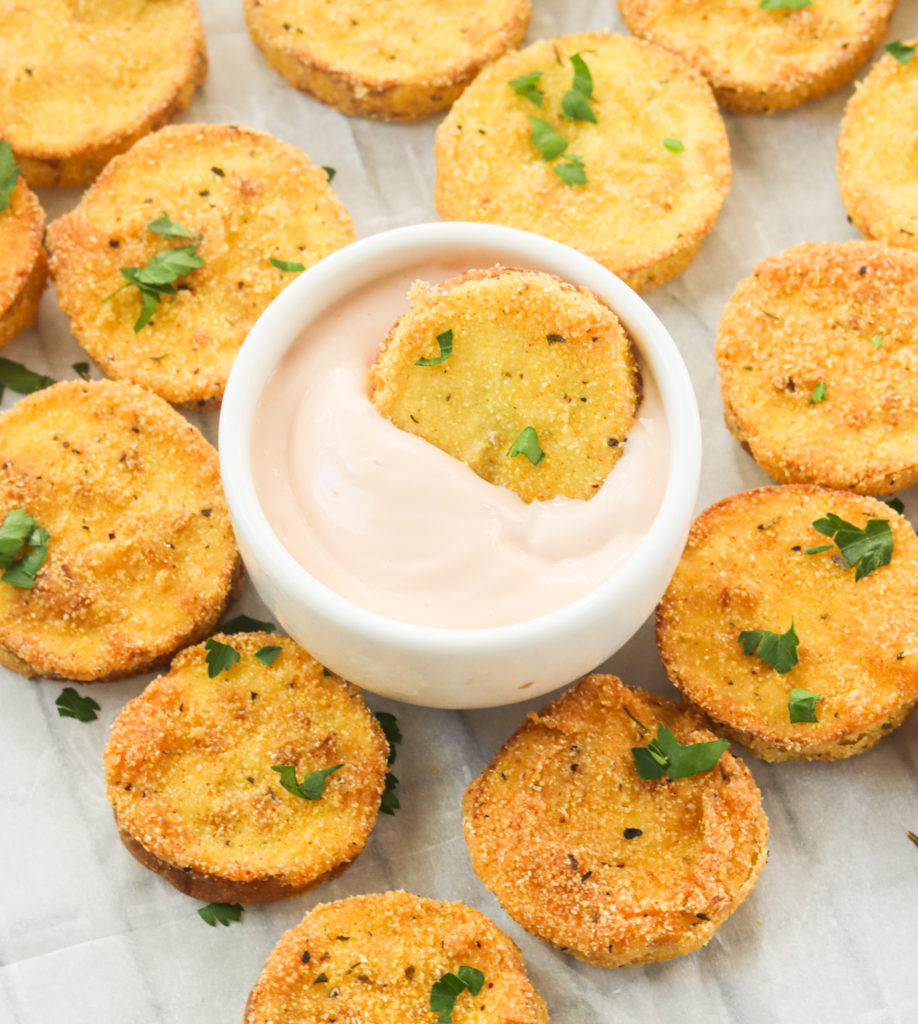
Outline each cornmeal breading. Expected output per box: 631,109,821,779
657,486,918,761
0,380,241,681
47,124,356,409
0,0,207,188
838,40,918,251
244,891,549,1023
105,635,388,903
370,266,639,503
619,0,895,114
462,674,768,968
0,170,46,350
434,34,730,292
244,0,530,120
716,241,918,494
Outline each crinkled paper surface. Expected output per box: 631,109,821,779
2,3,917,1023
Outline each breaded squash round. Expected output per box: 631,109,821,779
244,891,549,1023
0,0,207,188
369,266,640,503
434,34,730,292
244,0,530,121
462,674,768,968
618,0,895,114
0,157,46,350
838,40,918,251
104,634,388,904
46,124,355,409
716,241,918,494
0,380,241,682
657,486,918,761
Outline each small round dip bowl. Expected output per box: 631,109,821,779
220,222,700,708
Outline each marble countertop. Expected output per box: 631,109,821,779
2,3,917,1023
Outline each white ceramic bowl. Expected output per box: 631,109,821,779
220,222,700,708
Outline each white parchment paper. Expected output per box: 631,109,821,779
2,3,917,1023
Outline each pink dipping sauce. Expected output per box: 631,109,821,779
252,260,670,629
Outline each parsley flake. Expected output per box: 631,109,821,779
631,724,729,781
508,426,544,465
0,140,19,213
430,966,485,1023
198,902,243,927
0,357,56,401
554,154,587,186
871,334,883,349
806,512,894,581
272,763,343,800
255,644,282,666
72,361,91,381
108,240,205,333
147,211,193,239
810,382,827,403
374,710,402,815
886,41,916,65
528,116,568,161
509,70,544,106
737,621,799,674
885,497,905,515
204,637,240,677
416,328,453,366
663,137,685,152
219,613,276,634
0,508,49,588
270,257,306,273
561,53,597,123
322,166,337,182
788,687,820,723
759,0,812,8
55,687,100,722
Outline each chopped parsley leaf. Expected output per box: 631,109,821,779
631,724,729,781
270,257,306,273
806,512,894,581
416,328,453,366
272,763,343,800
737,621,799,674
809,382,827,403
198,902,243,927
255,644,282,666
72,361,91,381
663,137,685,152
561,53,596,122
885,497,905,515
0,357,56,401
147,211,193,239
55,687,100,722
788,687,820,723
528,116,568,161
886,41,916,64
0,508,49,589
374,710,402,814
204,637,240,677
0,141,19,213
554,154,587,186
508,426,544,465
430,966,485,1023
759,0,812,8
219,613,276,634
509,70,544,106
108,241,205,333
322,166,336,182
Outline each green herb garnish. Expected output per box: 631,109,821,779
509,70,544,106
508,426,544,465
147,211,193,239
72,362,91,381
871,334,883,349
805,512,894,581
198,902,243,927
737,621,799,674
554,154,587,186
528,116,568,161
0,508,49,588
885,497,905,515
631,724,729,781
788,687,820,723
663,137,684,152
374,710,402,815
416,328,453,366
108,241,205,333
561,53,596,123
204,637,240,677
0,357,56,402
809,382,827,403
886,41,916,65
255,644,282,666
0,141,19,213
219,613,276,634
322,166,336,182
55,687,100,722
759,0,812,8
270,257,306,273
430,966,485,1023
272,763,343,800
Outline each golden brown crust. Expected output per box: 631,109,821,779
0,0,207,188
244,891,550,1022
369,266,639,502
434,33,730,292
462,674,768,968
656,486,918,761
838,40,918,250
47,124,356,409
0,379,241,681
716,241,918,494
0,175,47,349
105,634,389,904
619,0,895,114
244,0,530,121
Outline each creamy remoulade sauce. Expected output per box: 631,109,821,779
252,260,670,629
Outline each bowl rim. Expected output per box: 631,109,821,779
219,221,701,653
